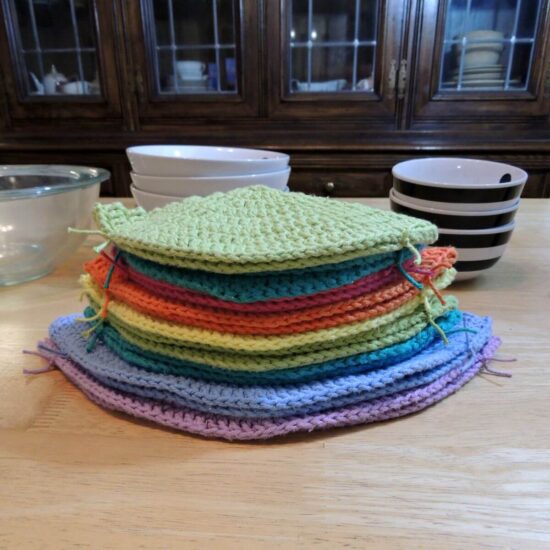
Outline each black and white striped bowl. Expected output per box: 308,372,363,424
392,157,527,206
389,188,519,230
436,222,516,281
391,187,520,213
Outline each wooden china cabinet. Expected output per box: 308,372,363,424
0,0,549,197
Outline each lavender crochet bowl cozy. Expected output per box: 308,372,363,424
37,334,500,441
35,311,501,440
49,313,493,419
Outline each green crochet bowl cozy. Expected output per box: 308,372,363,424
93,186,438,274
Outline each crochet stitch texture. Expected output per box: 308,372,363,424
84,254,455,335
120,255,409,312
93,186,438,273
88,246,456,312
114,245,454,313
39,335,500,441
82,296,457,370
118,249,412,302
33,185,506,441
98,310,462,385
82,278,456,355
50,313,492,419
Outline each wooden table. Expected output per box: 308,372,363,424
1,198,549,549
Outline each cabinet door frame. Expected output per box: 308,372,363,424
407,0,550,129
125,0,260,121
0,0,124,126
265,0,406,126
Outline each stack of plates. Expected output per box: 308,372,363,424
127,145,291,210
445,65,520,88
390,158,527,280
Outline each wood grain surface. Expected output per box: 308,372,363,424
1,198,549,549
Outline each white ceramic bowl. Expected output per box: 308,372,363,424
392,157,527,206
0,165,109,286
389,188,519,230
389,189,517,279
130,168,291,196
131,184,289,211
131,186,178,211
390,187,520,213
127,145,290,177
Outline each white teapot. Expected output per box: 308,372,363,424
42,65,67,94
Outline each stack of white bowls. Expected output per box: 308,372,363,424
127,145,290,210
390,158,527,280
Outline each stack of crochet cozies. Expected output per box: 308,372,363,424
39,186,500,440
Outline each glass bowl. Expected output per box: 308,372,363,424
0,165,110,286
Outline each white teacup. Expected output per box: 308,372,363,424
176,61,205,79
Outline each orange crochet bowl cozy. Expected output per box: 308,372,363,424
84,247,456,336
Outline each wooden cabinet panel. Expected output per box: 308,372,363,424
290,169,392,197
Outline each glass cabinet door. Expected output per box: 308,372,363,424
10,0,102,98
267,0,405,123
130,0,259,119
410,0,550,127
0,0,123,124
288,0,378,94
440,0,543,92
150,0,238,95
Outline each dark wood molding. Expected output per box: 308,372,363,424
0,0,549,196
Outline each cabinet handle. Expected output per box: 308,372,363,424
397,59,408,100
324,181,335,194
388,59,397,99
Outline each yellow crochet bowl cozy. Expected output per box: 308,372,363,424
93,185,438,274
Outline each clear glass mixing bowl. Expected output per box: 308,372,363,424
0,165,110,286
